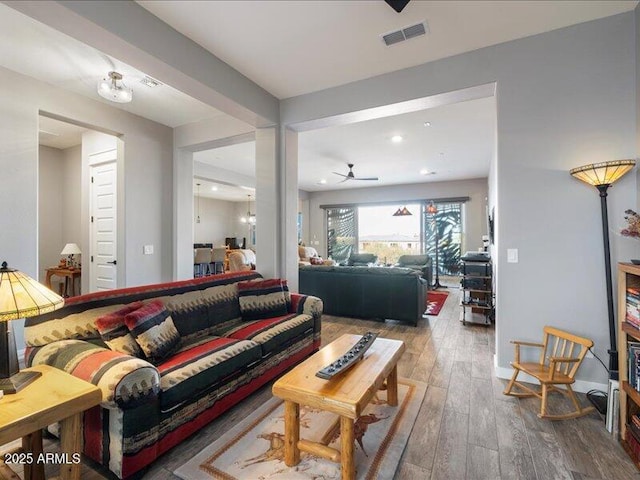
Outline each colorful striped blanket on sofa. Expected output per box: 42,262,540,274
23,271,323,479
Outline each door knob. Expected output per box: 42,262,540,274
107,260,117,265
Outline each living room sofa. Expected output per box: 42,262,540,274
299,265,426,326
23,271,322,479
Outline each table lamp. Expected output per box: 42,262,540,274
61,243,81,268
0,261,64,393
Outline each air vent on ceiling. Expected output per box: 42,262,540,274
381,21,428,47
140,76,162,88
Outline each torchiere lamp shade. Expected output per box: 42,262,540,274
0,262,64,393
569,160,635,186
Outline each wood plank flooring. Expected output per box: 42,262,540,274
2,286,638,479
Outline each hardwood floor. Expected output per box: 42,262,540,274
3,286,638,479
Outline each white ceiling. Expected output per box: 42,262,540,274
299,96,495,191
193,95,495,195
138,0,637,99
194,178,255,202
0,3,225,128
195,142,256,179
38,116,87,150
7,1,637,201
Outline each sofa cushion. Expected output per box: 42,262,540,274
95,302,145,357
125,300,181,363
156,290,209,344
237,279,288,321
224,313,314,356
156,337,261,411
200,283,243,335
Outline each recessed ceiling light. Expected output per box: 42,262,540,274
319,179,327,184
391,135,403,143
424,121,431,127
211,186,218,191
420,169,436,175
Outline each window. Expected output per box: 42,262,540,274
326,207,357,263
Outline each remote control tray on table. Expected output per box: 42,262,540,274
316,331,378,379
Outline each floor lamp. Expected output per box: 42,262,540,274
0,261,64,393
427,201,445,289
570,159,635,380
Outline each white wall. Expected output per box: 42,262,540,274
38,146,64,282
38,144,83,284
193,197,240,246
307,178,488,257
62,145,82,248
282,13,637,388
0,66,172,350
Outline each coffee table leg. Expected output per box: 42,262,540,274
59,413,81,480
340,416,355,480
284,401,300,466
387,365,398,406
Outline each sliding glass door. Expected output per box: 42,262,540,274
424,202,463,275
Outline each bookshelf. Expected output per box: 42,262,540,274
460,257,493,325
617,262,640,469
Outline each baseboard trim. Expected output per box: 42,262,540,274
493,356,607,394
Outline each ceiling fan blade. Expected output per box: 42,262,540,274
354,177,379,181
338,177,351,183
332,171,349,178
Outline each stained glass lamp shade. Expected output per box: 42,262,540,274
0,262,64,393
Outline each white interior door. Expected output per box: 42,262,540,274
90,154,117,291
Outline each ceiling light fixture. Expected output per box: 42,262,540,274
420,169,436,175
97,71,133,103
424,121,431,127
391,135,403,143
210,186,218,191
240,194,256,225
319,179,327,184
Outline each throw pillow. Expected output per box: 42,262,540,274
309,256,324,265
125,300,181,363
237,279,288,321
95,302,145,357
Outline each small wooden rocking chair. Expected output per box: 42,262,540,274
503,326,595,420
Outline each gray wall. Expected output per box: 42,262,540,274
282,13,637,388
0,66,172,350
38,144,82,283
194,197,255,248
306,178,488,257
38,146,64,282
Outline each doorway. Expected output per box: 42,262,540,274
38,114,121,295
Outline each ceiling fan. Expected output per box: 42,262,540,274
332,163,379,183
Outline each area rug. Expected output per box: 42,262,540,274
174,378,426,480
425,290,449,316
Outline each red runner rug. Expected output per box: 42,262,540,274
425,290,449,316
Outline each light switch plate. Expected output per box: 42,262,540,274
143,245,154,255
507,248,518,263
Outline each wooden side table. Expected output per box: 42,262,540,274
0,365,101,480
45,267,81,297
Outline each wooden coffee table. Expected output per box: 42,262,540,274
272,334,405,480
